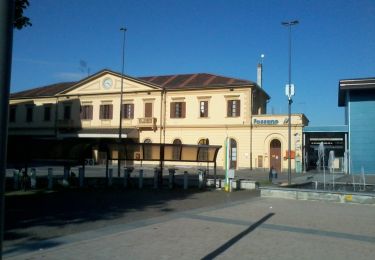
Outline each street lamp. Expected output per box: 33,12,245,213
119,27,127,140
118,27,127,177
282,20,298,185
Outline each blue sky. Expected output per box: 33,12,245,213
11,0,375,126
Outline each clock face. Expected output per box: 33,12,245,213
103,78,113,89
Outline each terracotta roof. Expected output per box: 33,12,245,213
10,71,257,99
11,82,76,98
138,73,254,89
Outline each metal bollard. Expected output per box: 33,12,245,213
79,167,85,188
30,168,37,189
13,169,19,190
184,171,188,190
198,170,204,189
123,167,134,188
153,169,158,189
168,169,175,189
48,168,53,189
139,168,144,189
108,168,113,186
229,179,233,192
123,168,129,188
63,166,70,187
236,179,241,190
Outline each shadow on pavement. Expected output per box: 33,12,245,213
4,186,258,256
201,213,275,260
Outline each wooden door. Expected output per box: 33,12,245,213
270,139,281,173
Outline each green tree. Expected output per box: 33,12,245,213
14,0,31,29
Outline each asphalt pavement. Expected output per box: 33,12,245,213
4,195,375,260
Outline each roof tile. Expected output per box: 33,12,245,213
11,82,76,98
138,73,253,89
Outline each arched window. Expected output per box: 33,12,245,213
143,138,152,160
198,138,209,145
172,139,182,160
270,139,281,148
198,138,209,161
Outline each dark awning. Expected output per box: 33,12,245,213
59,128,139,139
108,143,221,163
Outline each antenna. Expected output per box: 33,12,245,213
257,54,265,88
79,60,90,77
260,54,265,64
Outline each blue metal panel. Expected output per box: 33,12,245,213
349,91,375,174
303,126,348,133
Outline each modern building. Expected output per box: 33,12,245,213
339,77,375,174
8,68,308,172
303,126,348,172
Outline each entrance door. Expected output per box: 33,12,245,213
270,139,281,173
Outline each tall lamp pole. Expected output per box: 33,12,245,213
119,27,127,139
282,20,298,185
118,27,127,177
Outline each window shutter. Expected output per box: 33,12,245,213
170,102,175,118
227,101,231,117
80,105,84,119
182,102,186,118
130,104,134,118
122,104,126,118
99,105,104,119
204,101,208,117
236,100,241,116
109,104,113,119
89,105,93,119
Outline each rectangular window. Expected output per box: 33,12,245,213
44,106,51,121
81,105,93,120
100,104,113,119
9,105,16,123
123,104,134,119
227,100,241,117
199,101,208,118
170,102,186,118
258,155,263,168
63,105,71,120
144,102,153,117
26,105,33,122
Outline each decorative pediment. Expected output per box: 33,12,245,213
61,70,160,96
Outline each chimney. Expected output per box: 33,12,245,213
257,63,262,88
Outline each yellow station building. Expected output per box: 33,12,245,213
8,68,308,173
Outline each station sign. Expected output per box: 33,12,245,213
253,118,290,125
253,119,279,125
